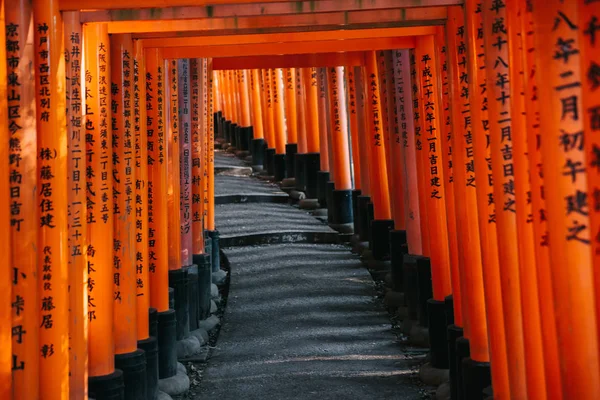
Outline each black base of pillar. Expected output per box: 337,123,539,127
138,336,159,400
273,153,286,181
149,307,158,338
331,189,353,225
295,153,307,191
115,349,147,400
427,299,450,369
417,257,433,327
206,230,220,273
193,253,212,321
168,268,190,340
285,143,298,178
389,230,407,292
367,203,375,243
187,264,199,331
230,124,239,148
157,309,178,379
326,181,335,223
203,233,212,269
224,120,231,143
237,126,248,151
456,337,471,400
356,196,371,241
403,254,419,320
463,358,492,400
265,148,276,175
370,219,394,260
251,139,266,167
445,295,455,326
89,369,125,400
447,324,463,400
352,190,361,233
316,171,330,206
304,153,320,199
244,127,254,152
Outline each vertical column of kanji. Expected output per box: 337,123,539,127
5,2,38,396
318,67,331,176
190,59,204,255
393,50,422,255
302,67,321,200
264,69,276,172
377,51,395,222
435,27,463,330
273,68,287,181
410,50,431,257
110,32,138,357
505,1,547,397
294,70,308,192
260,69,270,146
464,0,508,397
206,59,215,232
133,40,150,340
284,68,297,177
239,69,252,152
84,23,124,395
144,48,170,314
384,51,407,233
0,3,11,399
363,51,393,260
414,35,453,369
63,11,87,399
481,1,528,397
579,0,600,358
250,69,266,168
446,8,490,399
346,67,362,193
531,1,600,397
202,60,209,230
520,5,562,397
179,59,192,267
234,70,243,127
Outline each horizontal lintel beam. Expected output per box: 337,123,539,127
212,52,365,70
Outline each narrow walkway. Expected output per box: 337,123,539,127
197,152,425,399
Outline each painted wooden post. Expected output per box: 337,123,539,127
6,2,39,397
464,0,510,396
303,67,321,153
240,69,251,128
179,59,193,267
355,66,372,198
346,67,362,191
64,10,88,399
264,69,276,149
532,0,600,398
110,32,138,357
327,67,352,191
318,67,331,174
285,68,298,144
191,59,205,255
274,68,286,155
296,68,307,154
378,51,395,219
251,69,264,140
206,58,215,232
145,47,170,313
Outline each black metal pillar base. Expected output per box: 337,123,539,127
295,153,307,191
356,196,371,241
149,307,158,338
187,264,199,331
428,299,450,369
417,257,433,327
352,190,361,233
157,309,178,379
403,254,420,320
206,230,220,273
316,171,330,206
447,324,463,400
115,349,147,400
463,357,492,400
89,369,125,400
456,337,471,400
193,253,212,321
230,123,238,148
251,138,266,168
273,153,286,181
265,148,276,175
168,268,190,340
331,189,353,225
304,152,320,199
285,143,298,178
389,230,407,292
138,336,159,400
370,219,394,260
325,181,335,223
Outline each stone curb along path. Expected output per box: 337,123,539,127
181,151,432,399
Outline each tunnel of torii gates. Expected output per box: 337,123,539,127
0,0,599,399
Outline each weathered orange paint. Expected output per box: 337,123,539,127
273,68,286,154
327,67,352,190
264,69,276,148
346,67,362,191
296,70,307,154
302,68,320,153
317,68,330,172
206,58,215,231
251,69,264,139
284,68,297,144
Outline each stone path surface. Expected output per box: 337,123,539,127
197,154,424,399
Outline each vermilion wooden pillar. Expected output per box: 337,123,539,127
206,59,216,232
296,68,307,154
285,68,298,144
264,69,276,150
533,0,600,398
6,2,39,397
317,68,331,174
303,67,321,154
191,59,205,255
179,59,193,267
464,0,510,396
64,10,88,399
355,66,372,198
346,67,362,191
251,69,264,140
